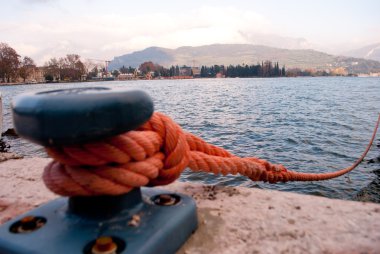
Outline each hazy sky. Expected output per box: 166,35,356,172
1,0,379,64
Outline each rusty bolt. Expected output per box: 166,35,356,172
153,194,179,206
10,216,46,233
91,236,117,254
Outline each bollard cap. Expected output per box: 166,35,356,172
12,87,154,146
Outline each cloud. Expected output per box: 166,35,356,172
12,43,39,56
0,3,354,65
1,5,291,65
18,0,57,4
4,0,380,65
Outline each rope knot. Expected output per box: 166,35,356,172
43,112,190,196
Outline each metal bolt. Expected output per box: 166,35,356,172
91,236,117,254
153,194,179,206
10,216,46,233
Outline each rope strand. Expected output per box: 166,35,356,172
43,112,380,196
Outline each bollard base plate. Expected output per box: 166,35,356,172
0,187,198,254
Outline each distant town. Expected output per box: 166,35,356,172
1,42,379,85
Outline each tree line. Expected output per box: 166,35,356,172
201,61,285,78
0,43,37,83
44,54,86,82
113,62,192,78
113,61,285,79
0,42,87,83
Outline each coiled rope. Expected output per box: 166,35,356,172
43,112,380,196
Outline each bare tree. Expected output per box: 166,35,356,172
44,57,61,81
0,42,20,83
83,59,96,74
19,56,36,82
45,54,86,81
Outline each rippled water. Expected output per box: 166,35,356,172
1,77,379,202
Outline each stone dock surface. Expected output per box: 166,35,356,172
0,157,379,254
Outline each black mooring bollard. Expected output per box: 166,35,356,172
0,87,198,254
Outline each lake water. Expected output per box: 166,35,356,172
1,77,380,202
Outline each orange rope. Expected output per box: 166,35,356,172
43,112,380,196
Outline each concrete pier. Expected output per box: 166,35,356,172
0,157,379,253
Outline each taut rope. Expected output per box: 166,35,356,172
43,112,380,196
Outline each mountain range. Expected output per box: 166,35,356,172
343,42,380,62
108,43,380,74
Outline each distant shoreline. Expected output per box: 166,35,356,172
0,79,112,87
